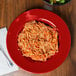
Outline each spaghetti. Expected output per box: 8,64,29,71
17,20,58,61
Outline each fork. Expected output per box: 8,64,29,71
0,46,13,67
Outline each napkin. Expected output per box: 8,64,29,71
0,27,19,76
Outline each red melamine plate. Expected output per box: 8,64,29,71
6,9,71,73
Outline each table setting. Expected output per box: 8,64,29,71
0,0,76,76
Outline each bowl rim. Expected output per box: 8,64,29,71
6,9,71,74
43,0,71,6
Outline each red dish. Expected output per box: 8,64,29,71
6,9,71,73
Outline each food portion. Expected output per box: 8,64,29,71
17,20,58,61
44,0,66,5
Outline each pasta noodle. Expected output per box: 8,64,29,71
17,20,58,61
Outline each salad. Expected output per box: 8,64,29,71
44,0,66,5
